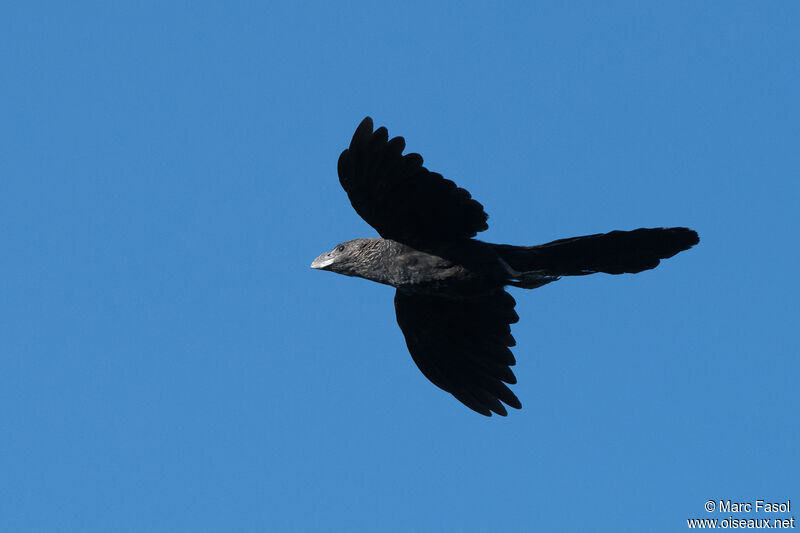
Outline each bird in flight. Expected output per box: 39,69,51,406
311,117,699,416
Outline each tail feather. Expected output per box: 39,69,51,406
494,227,699,277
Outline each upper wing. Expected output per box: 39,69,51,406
394,289,522,416
337,117,489,246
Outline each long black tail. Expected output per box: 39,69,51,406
493,227,699,277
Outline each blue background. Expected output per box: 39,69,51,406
2,2,797,531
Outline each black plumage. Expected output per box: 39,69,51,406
311,117,699,416
337,117,488,246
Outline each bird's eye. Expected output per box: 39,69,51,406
336,245,345,252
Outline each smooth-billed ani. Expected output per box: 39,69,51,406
311,117,699,416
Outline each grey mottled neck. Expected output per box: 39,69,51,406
345,238,410,286
348,238,475,290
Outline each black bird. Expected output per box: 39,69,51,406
312,117,699,416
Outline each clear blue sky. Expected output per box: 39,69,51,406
1,2,797,532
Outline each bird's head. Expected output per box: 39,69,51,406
310,238,380,278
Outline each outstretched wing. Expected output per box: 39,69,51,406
394,289,522,416
338,117,489,246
